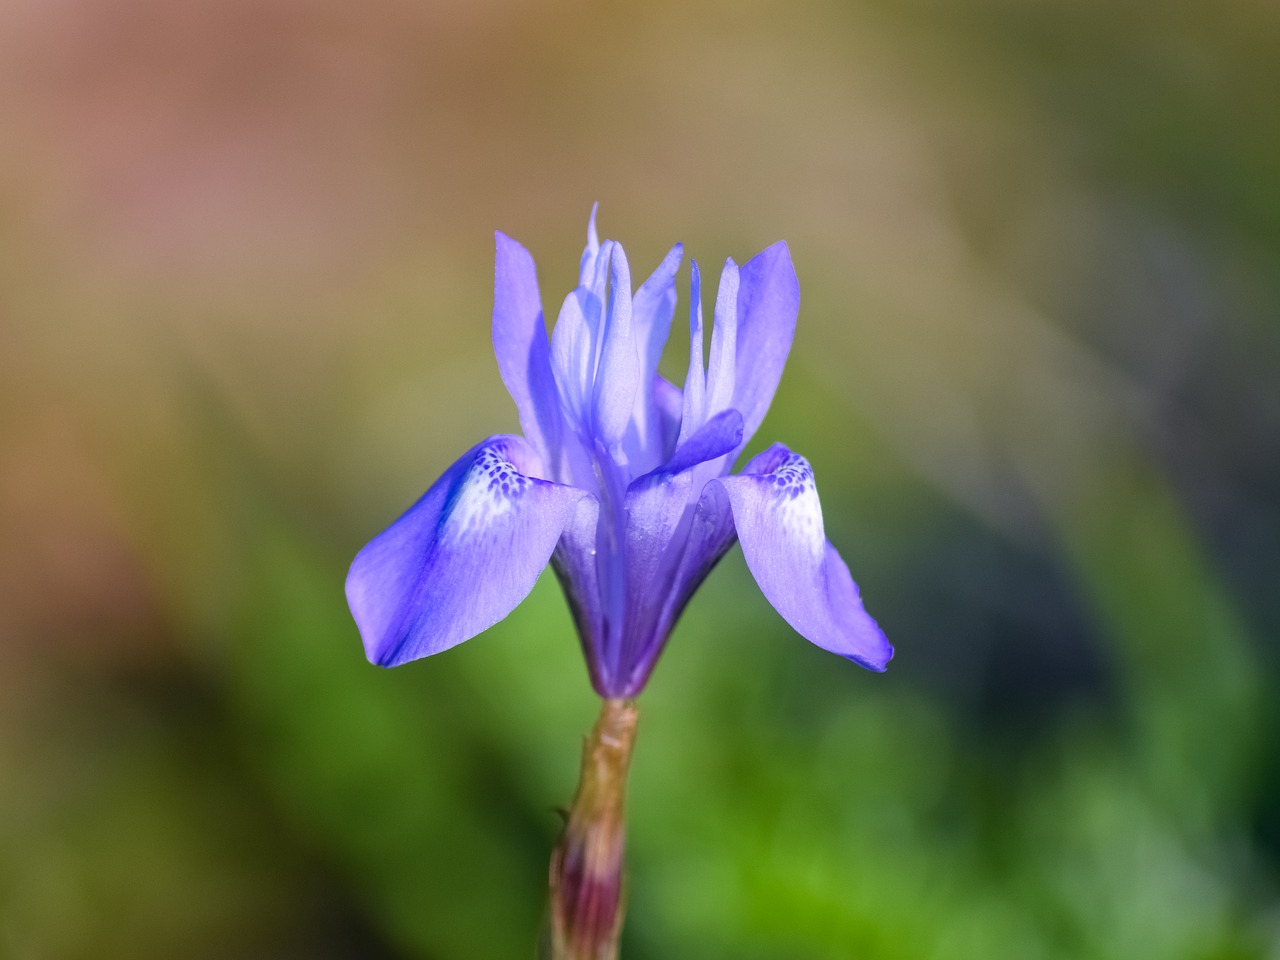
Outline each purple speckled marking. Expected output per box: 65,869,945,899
476,444,531,499
767,452,814,501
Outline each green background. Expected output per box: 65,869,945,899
1,0,1277,956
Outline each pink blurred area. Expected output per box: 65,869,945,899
0,0,536,273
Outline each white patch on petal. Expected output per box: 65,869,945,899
765,452,825,559
442,444,533,542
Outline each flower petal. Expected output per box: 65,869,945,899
651,375,683,447
633,243,683,386
346,436,588,667
733,242,799,447
592,242,640,446
550,242,612,430
550,494,609,690
623,243,684,471
493,232,561,464
714,443,892,670
611,408,744,694
678,260,707,445
664,408,744,475
578,203,601,287
618,477,738,695
705,258,739,417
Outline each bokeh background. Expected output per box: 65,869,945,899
2,0,1279,957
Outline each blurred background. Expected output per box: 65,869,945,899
1,0,1278,956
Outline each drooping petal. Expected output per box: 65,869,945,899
592,243,640,446
678,260,707,445
733,242,799,447
714,443,892,670
493,232,561,463
346,436,589,668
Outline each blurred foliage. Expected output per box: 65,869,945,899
1,0,1278,957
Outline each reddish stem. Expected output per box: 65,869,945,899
549,698,639,960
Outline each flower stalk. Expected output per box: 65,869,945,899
549,698,639,960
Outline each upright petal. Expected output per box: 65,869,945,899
346,436,588,667
592,243,640,446
632,243,683,386
714,443,892,671
650,376,683,450
493,233,561,462
705,258,739,417
623,243,684,472
733,242,799,447
678,261,707,445
578,203,601,286
551,241,613,431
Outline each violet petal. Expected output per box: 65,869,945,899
492,232,561,465
733,242,799,448
346,435,588,667
714,443,892,670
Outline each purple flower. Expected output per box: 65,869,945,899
346,210,892,697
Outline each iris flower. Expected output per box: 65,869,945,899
346,210,892,697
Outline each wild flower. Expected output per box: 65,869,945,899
346,210,891,694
